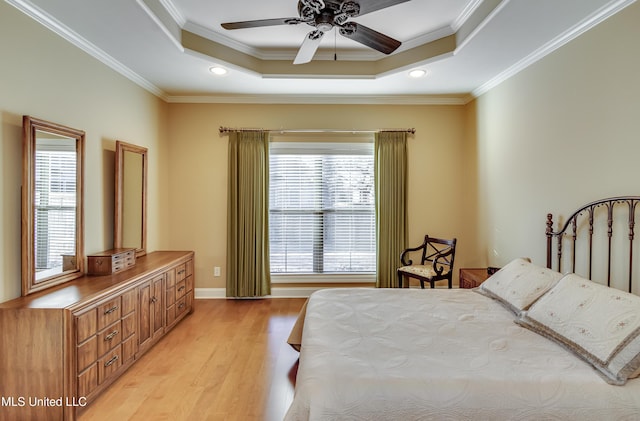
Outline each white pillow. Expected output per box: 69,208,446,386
476,258,563,314
518,273,640,385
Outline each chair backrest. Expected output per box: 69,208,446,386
421,236,457,273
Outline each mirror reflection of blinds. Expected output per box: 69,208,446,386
35,150,76,272
269,141,375,274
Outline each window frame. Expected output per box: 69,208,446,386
269,135,376,283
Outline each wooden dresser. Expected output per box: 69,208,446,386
0,251,194,421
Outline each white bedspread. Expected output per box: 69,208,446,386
284,288,640,420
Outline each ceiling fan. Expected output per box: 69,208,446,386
221,0,409,64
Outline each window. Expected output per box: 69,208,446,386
35,141,77,273
269,140,375,276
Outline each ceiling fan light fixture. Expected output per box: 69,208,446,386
409,69,427,78
209,66,228,76
221,0,405,64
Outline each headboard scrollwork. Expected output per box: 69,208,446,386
546,196,640,293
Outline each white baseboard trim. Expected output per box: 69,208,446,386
195,286,347,299
194,288,226,299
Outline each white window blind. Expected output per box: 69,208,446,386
269,140,375,274
35,145,77,272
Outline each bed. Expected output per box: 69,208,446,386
284,196,640,420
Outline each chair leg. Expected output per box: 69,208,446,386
397,272,403,288
419,280,424,289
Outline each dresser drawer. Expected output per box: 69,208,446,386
76,309,97,344
185,259,193,277
176,280,187,300
166,267,176,288
98,345,122,384
97,320,122,357
78,364,98,398
175,297,188,318
77,336,97,372
175,263,187,282
97,297,122,330
186,275,194,293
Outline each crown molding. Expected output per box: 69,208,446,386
471,0,637,97
159,0,185,27
166,94,471,105
452,0,485,31
11,0,630,106
455,0,510,54
137,0,184,52
7,0,168,100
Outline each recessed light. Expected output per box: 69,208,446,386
209,66,228,76
409,69,427,78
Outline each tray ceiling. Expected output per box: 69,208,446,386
7,0,635,103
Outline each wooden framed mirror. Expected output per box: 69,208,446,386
114,141,147,258
22,116,85,296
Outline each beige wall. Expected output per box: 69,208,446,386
4,0,638,300
0,2,169,302
474,1,640,268
166,103,474,289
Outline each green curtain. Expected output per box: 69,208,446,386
375,131,407,288
226,131,271,297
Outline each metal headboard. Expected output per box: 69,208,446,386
546,196,640,293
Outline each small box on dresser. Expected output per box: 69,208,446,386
87,248,136,275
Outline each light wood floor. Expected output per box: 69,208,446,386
79,298,306,421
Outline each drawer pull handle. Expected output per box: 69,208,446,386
178,270,185,275
104,306,119,315
151,296,158,304
178,303,185,310
104,355,119,367
105,330,119,341
178,286,185,292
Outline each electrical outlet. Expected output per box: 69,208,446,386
214,266,221,277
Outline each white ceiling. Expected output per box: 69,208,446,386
7,0,635,104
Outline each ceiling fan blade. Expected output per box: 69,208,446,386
293,30,325,64
356,0,411,17
221,17,301,30
339,22,401,54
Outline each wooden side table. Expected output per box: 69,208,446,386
459,268,490,289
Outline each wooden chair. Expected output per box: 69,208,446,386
397,235,457,288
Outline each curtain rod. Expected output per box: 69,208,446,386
218,126,416,135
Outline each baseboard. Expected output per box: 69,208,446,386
194,288,226,299
194,285,455,299
195,286,325,299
